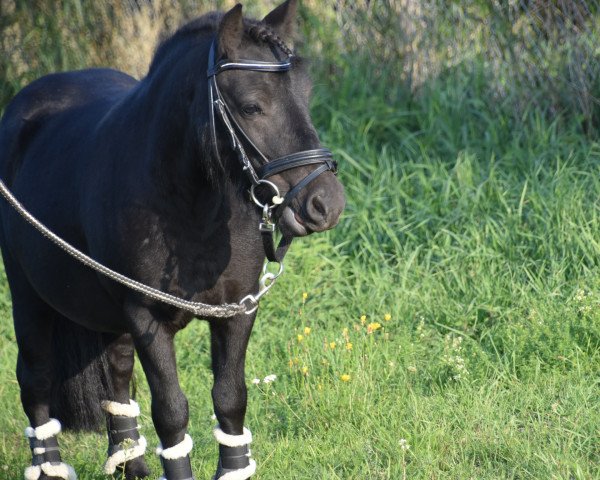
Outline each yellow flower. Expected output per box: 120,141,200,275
329,341,336,350
317,383,323,391
297,334,304,342
304,327,312,335
345,342,353,351
360,315,367,325
301,366,309,375
340,374,351,382
302,292,308,301
384,313,392,321
367,322,382,334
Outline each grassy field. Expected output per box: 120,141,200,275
1,1,599,479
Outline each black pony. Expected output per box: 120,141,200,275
0,1,344,479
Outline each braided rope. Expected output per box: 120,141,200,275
0,180,246,318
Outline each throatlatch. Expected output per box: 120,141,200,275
101,399,147,475
24,419,76,480
213,425,256,480
156,434,195,480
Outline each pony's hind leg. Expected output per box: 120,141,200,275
210,312,257,480
11,278,76,480
101,333,150,479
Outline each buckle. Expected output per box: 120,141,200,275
259,222,275,232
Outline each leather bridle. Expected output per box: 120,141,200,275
207,39,337,263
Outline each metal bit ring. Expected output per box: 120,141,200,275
250,179,282,209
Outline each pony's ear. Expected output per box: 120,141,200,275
263,0,298,42
218,4,244,58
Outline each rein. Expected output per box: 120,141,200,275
0,179,246,317
0,35,337,318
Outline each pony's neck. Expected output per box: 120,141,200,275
125,35,260,235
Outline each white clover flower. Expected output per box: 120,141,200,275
399,438,410,451
251,378,261,385
263,374,277,384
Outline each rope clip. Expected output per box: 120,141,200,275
240,261,284,314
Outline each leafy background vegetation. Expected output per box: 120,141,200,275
1,1,599,478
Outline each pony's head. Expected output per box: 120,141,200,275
207,0,345,238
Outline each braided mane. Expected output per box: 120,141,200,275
148,12,293,76
247,24,294,57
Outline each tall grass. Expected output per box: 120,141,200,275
313,0,600,134
0,1,599,478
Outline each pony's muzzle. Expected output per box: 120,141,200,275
302,178,345,233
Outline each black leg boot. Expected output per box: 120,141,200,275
24,419,76,480
212,426,256,480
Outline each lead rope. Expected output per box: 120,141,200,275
0,179,273,318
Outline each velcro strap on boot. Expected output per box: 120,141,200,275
25,419,63,466
29,436,61,464
107,415,141,448
219,445,250,470
156,434,194,480
161,456,194,480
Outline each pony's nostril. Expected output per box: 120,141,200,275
308,194,328,222
313,196,326,216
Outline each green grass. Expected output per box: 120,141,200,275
1,2,600,479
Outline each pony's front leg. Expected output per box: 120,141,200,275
126,305,194,480
210,312,257,480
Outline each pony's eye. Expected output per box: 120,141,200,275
241,104,262,116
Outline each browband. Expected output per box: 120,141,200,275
208,58,293,77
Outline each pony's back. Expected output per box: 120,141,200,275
0,68,137,183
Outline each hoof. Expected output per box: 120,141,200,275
118,457,151,479
213,459,256,480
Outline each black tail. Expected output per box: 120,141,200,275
50,318,114,431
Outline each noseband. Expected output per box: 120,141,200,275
207,39,337,263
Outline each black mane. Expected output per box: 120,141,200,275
148,13,221,76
